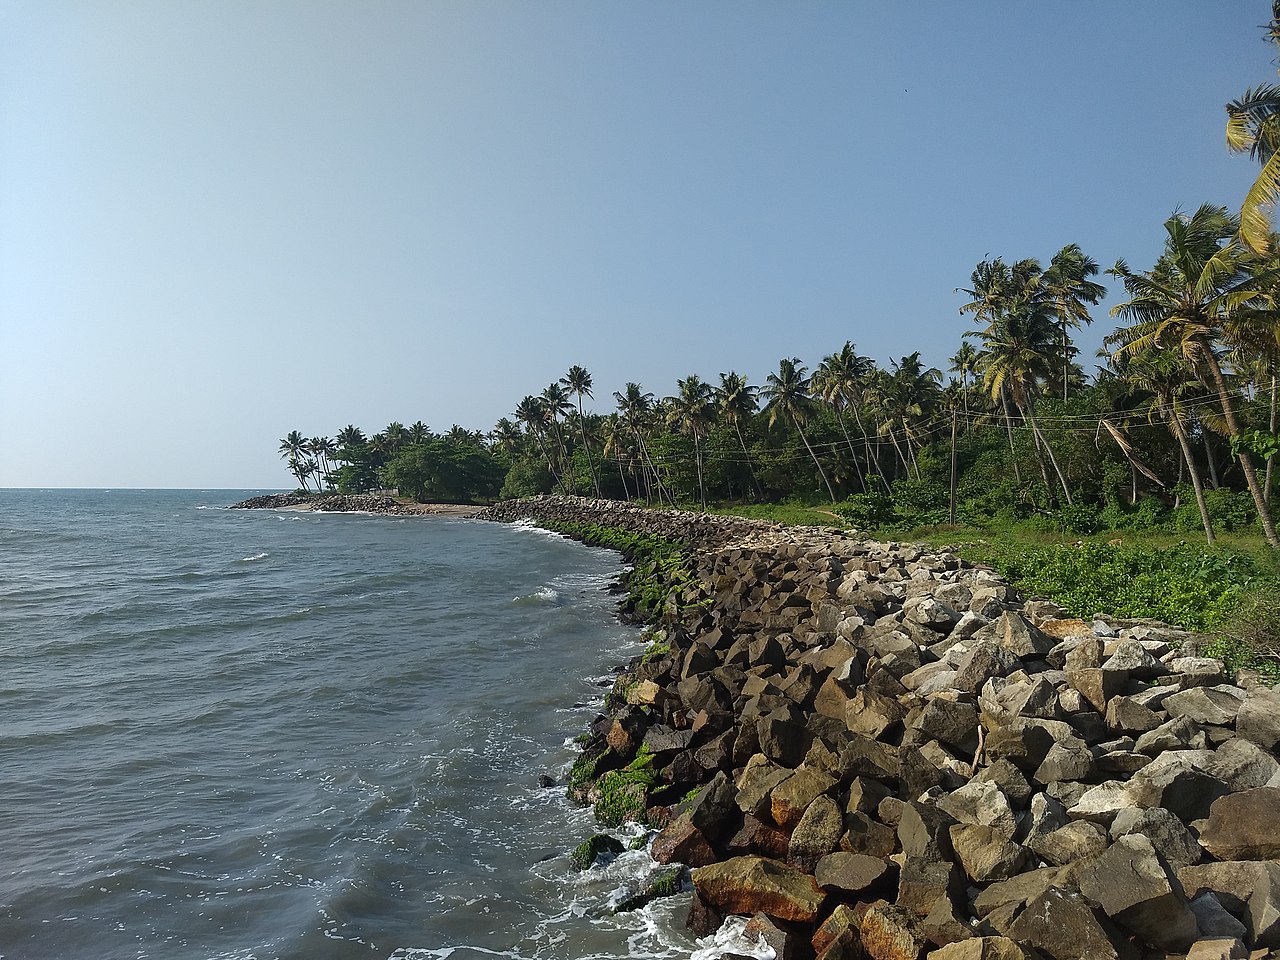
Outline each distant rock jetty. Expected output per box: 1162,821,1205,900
229,493,479,516
478,495,1280,960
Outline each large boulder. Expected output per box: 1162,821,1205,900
1197,787,1280,861
1075,834,1197,951
690,855,826,924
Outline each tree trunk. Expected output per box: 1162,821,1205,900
734,421,764,500
851,404,890,492
835,410,867,493
1170,412,1216,545
797,424,838,503
1000,388,1023,484
1201,424,1221,489
1267,374,1277,504
576,400,601,498
1200,341,1280,548
694,431,706,511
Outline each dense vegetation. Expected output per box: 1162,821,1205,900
273,8,1280,666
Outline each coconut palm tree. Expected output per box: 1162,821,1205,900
515,395,560,485
666,375,715,509
409,421,431,445
715,371,764,500
562,365,601,497
760,358,837,503
541,382,574,487
490,417,524,457
614,382,670,505
1109,336,1217,544
307,436,337,490
814,343,881,492
962,256,1072,502
600,414,633,500
1227,1,1280,254
1109,203,1280,548
949,342,981,422
336,424,365,450
1043,244,1106,400
278,430,310,490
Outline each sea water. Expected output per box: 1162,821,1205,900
0,490,763,960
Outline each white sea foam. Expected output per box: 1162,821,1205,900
512,586,561,605
236,552,269,562
690,916,775,960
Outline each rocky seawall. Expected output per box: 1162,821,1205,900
229,493,477,516
477,496,1280,960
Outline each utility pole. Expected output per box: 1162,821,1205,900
949,407,958,526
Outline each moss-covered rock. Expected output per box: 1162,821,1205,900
569,833,625,871
612,866,688,913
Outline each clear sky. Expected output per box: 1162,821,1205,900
0,2,1270,488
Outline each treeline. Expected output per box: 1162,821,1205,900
277,207,1280,547
277,10,1280,548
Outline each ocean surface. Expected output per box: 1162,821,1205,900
0,490,756,960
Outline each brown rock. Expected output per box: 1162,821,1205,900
1005,886,1126,960
789,794,844,870
860,902,927,960
949,824,1030,883
928,937,1041,960
772,767,837,830
651,816,718,867
690,855,826,924
815,851,892,897
1198,787,1280,861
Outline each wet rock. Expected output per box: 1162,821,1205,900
690,855,826,924
651,815,718,867
570,833,625,870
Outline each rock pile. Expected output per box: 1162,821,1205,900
489,496,1280,960
230,493,424,515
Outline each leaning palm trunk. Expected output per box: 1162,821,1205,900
1025,397,1073,505
576,404,601,498
1199,341,1280,548
693,432,706,511
850,405,890,492
797,426,838,503
833,410,867,493
1169,411,1216,545
733,421,764,500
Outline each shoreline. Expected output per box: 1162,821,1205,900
228,492,483,517
477,495,1280,960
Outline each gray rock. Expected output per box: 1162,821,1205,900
1179,860,1280,949
1102,639,1168,680
1189,891,1248,942
814,850,891,896
938,779,1020,837
1033,737,1096,785
950,824,1030,883
1033,820,1111,866
918,696,980,753
956,640,1020,694
1068,780,1136,825
1126,751,1229,823
1235,686,1280,752
1005,886,1127,960
1076,833,1198,951
1109,806,1202,868
1203,736,1280,792
1104,695,1164,734
1135,715,1208,756
1162,685,1246,726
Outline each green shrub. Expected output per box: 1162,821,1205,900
1171,487,1257,533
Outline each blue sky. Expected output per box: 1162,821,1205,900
0,2,1270,487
